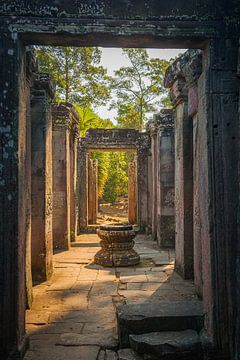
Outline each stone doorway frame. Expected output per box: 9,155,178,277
77,128,150,232
0,6,239,358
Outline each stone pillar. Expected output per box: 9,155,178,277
128,159,138,224
52,103,79,251
156,110,175,248
69,114,79,242
137,148,149,230
0,32,29,359
182,51,203,294
88,158,98,224
31,73,55,282
148,122,159,239
165,57,194,278
25,50,36,309
78,146,88,231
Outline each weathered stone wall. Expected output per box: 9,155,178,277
88,158,98,225
78,129,150,231
52,103,79,251
0,33,29,359
147,109,175,248
128,159,138,225
0,3,239,359
30,73,55,283
165,44,240,358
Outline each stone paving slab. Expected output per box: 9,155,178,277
24,234,198,360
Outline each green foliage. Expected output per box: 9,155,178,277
111,48,170,130
75,105,113,137
36,46,111,108
103,152,134,204
91,152,111,198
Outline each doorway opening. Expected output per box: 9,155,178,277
88,150,138,226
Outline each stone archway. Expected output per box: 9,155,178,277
77,128,151,232
0,2,239,358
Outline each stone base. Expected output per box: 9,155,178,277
94,224,140,267
94,249,140,267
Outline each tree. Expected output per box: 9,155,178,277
111,48,170,130
103,152,134,204
75,105,113,137
36,46,111,108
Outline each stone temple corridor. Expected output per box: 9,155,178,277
24,235,199,360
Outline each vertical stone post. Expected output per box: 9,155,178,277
148,122,159,239
31,73,55,282
78,145,89,231
128,158,138,224
52,103,78,251
165,57,193,278
137,147,149,230
156,110,175,248
0,32,29,358
69,111,79,242
25,50,36,308
182,51,203,294
88,158,98,224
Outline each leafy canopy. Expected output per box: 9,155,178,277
111,48,170,130
36,46,111,108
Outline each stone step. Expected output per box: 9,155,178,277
129,330,203,359
117,300,204,347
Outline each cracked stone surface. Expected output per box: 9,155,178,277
24,234,197,359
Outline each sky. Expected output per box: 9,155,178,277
96,48,185,120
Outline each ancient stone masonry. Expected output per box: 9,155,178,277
165,50,202,282
147,109,175,248
128,158,138,225
88,158,98,225
30,73,55,284
25,49,37,310
52,103,79,251
78,129,150,232
0,2,240,359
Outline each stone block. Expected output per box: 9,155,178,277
117,301,204,347
129,330,202,358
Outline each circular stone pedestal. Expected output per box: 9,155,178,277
94,223,140,267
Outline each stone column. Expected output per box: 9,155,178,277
31,73,55,282
182,51,203,294
25,50,36,308
78,146,89,231
128,159,138,224
0,32,29,359
52,103,78,251
148,121,159,239
156,109,175,248
137,147,149,230
165,57,194,278
88,158,98,224
69,113,79,242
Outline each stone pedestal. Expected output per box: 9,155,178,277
52,103,79,251
94,224,140,267
31,73,55,282
88,158,98,224
128,159,138,225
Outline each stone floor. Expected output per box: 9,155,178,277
24,234,198,360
